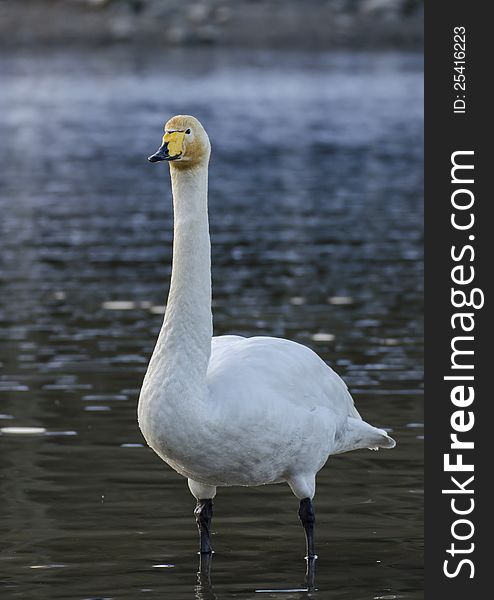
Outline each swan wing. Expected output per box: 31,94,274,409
202,336,394,482
208,335,361,420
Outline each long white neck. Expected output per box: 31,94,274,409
147,162,212,401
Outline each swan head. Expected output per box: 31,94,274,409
148,115,210,168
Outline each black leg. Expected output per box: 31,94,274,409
196,552,215,600
298,497,316,559
194,498,213,554
305,555,317,592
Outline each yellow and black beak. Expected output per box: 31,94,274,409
148,130,186,163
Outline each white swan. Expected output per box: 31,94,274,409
138,115,396,558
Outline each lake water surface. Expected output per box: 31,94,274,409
0,48,423,599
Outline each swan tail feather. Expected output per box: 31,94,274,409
333,417,396,454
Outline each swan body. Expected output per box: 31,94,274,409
138,115,395,555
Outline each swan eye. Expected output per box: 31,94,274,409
185,129,191,134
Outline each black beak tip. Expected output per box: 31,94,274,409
148,142,169,163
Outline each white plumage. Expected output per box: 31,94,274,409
138,115,395,557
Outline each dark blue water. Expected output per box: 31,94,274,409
0,48,423,599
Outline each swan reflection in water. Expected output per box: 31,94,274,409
194,554,317,600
